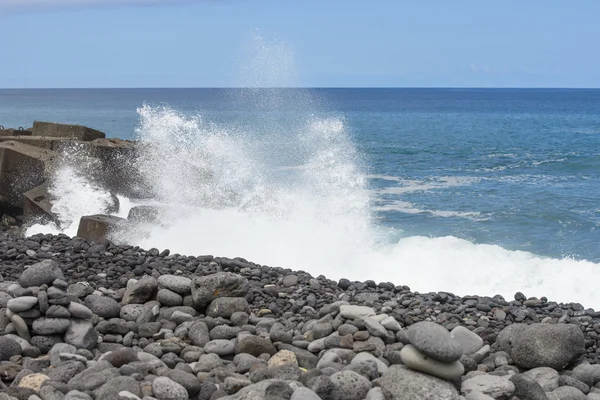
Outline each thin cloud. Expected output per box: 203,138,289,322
0,0,223,13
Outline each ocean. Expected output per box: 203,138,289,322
1,88,600,305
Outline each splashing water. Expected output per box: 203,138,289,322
25,35,600,307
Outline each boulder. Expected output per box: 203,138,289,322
206,297,249,318
191,272,249,309
122,276,158,305
511,324,585,370
19,260,64,288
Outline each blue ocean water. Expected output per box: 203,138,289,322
2,88,600,303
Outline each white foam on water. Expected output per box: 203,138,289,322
24,34,600,308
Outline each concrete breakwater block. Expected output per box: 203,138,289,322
0,136,78,151
23,183,57,223
0,127,32,136
0,141,55,208
32,121,105,141
77,214,128,243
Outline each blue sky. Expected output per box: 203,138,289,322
1,0,599,88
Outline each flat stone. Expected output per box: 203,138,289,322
400,344,464,380
462,374,516,399
7,296,38,313
407,321,463,363
379,365,460,399
204,340,235,356
32,317,71,335
157,275,191,296
380,316,401,331
364,317,388,338
450,326,484,355
339,305,376,320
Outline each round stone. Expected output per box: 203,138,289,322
152,376,188,400
406,321,463,363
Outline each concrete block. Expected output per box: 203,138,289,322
32,121,105,141
0,141,55,208
0,128,32,137
23,183,57,223
77,214,127,243
0,136,78,151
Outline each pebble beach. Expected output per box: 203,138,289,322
0,230,598,400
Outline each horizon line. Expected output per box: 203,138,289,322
2,86,600,90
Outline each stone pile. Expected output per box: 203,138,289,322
0,232,597,399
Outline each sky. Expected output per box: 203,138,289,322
1,0,599,88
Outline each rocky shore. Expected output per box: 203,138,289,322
0,232,597,400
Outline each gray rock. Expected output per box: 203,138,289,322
236,335,276,357
190,272,249,309
512,324,585,370
46,305,71,318
64,391,93,400
120,304,146,322
157,289,182,307
67,303,93,319
194,353,223,373
67,361,119,392
400,344,464,380
312,322,333,339
524,367,560,392
379,365,460,399
233,353,264,374
152,377,188,400
40,385,67,400
103,348,140,368
496,324,531,354
352,352,388,375
547,386,586,400
204,340,235,356
462,374,516,399
509,373,549,400
33,318,71,335
64,320,98,350
165,369,201,397
450,326,484,355
364,317,388,338
380,316,401,331
188,321,210,347
558,375,589,394
339,305,375,320
122,277,158,305
47,360,86,383
290,387,322,400
157,275,191,296
406,321,463,363
50,343,77,366
84,295,120,318
572,363,600,387
7,296,38,313
206,297,249,318
11,313,30,340
19,260,64,288
94,376,141,400
0,291,11,308
0,336,22,360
